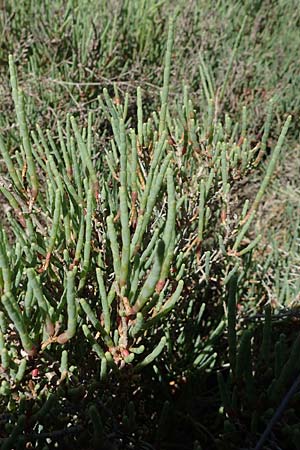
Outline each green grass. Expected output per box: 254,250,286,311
0,2,299,449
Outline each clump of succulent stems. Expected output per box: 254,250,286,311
0,11,296,450
0,14,291,381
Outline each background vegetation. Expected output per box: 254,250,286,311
0,1,299,449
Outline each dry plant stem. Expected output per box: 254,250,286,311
254,372,300,450
219,16,247,103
